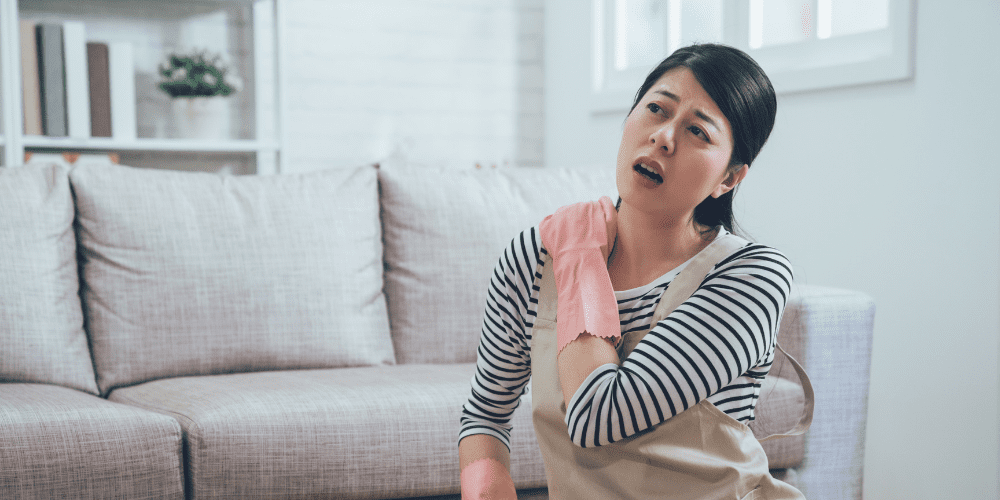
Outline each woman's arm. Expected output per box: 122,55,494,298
557,332,619,410
561,244,792,448
459,434,515,499
458,227,544,495
537,197,622,410
459,434,511,472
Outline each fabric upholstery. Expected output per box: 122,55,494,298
0,164,98,394
379,163,618,364
0,383,183,499
778,284,875,500
70,163,393,395
108,364,546,500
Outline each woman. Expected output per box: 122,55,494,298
458,43,806,499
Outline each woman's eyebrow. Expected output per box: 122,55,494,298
654,90,720,130
694,110,719,130
654,90,680,102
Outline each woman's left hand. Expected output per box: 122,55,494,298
539,196,619,354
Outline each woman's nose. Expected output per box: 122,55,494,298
649,122,675,154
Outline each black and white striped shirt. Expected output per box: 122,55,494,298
459,225,793,450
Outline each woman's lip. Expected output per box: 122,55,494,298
633,163,663,183
632,164,663,187
633,156,663,178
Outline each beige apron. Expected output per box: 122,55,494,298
530,232,814,500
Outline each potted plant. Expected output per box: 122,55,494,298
157,49,242,140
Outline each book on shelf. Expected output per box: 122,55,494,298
22,19,134,140
63,21,91,139
108,41,136,140
20,20,42,136
36,23,67,137
87,42,112,137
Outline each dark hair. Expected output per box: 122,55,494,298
621,43,776,238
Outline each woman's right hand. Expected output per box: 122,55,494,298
461,458,517,500
459,434,516,500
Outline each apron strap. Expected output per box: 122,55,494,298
757,343,815,442
537,253,558,323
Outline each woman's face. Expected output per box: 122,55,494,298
615,66,745,223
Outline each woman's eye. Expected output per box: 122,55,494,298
689,126,708,141
646,103,662,114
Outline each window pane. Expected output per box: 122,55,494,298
750,0,815,49
615,0,667,70
830,0,889,37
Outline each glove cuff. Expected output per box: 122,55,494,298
554,250,620,354
461,457,516,500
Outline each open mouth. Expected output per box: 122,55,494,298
633,163,663,184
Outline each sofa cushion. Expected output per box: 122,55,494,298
70,163,393,395
0,164,98,395
108,364,547,499
0,383,184,499
379,163,617,364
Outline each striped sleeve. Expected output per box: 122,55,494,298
458,226,544,452
563,243,793,448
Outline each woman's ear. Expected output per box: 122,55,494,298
711,164,748,198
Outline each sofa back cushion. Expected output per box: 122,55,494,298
71,163,393,395
379,163,617,364
0,164,99,394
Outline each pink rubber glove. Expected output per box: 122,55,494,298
539,196,619,354
461,458,517,500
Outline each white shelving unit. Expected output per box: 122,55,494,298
0,0,285,174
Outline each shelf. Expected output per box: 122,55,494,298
0,0,283,172
19,0,257,24
21,136,279,153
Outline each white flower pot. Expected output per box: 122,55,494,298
171,97,230,140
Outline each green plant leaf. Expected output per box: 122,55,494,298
157,48,239,98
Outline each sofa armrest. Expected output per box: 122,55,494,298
776,284,875,500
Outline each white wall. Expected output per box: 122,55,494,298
545,1,1000,498
280,0,544,173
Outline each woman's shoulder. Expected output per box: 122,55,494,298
504,224,546,260
494,225,548,283
712,232,793,278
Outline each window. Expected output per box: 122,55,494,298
591,0,915,112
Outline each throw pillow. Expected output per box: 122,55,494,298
379,162,617,364
71,163,393,395
0,163,99,394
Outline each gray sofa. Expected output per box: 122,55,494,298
0,161,874,499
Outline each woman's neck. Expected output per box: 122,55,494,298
607,202,716,291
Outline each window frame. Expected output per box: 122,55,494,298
590,0,916,113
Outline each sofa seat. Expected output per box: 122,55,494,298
0,383,184,499
108,364,548,500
